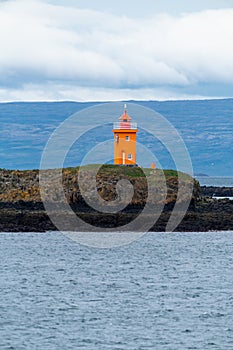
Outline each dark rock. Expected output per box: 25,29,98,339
1,167,232,232
201,186,233,197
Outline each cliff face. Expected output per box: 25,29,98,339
0,169,40,202
0,166,199,209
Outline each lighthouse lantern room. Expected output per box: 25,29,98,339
112,105,138,165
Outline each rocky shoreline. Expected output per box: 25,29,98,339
1,196,233,232
0,166,232,232
201,186,233,198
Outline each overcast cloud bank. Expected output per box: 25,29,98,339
0,0,232,101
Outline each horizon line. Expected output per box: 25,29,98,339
0,96,232,104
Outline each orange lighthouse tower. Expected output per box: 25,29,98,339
112,105,138,165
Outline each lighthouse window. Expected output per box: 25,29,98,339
125,136,130,141
128,154,132,160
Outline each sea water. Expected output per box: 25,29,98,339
1,231,233,350
196,176,233,187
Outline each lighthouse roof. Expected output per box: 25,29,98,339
119,104,132,121
119,111,132,121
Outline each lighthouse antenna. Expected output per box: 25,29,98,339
124,103,127,113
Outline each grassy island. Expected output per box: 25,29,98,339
0,165,232,232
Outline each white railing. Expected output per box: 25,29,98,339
113,122,137,130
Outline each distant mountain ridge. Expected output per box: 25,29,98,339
0,99,232,176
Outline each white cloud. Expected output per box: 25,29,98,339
0,0,233,101
0,83,220,102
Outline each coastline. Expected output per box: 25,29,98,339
0,194,232,232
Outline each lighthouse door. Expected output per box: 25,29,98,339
122,151,125,165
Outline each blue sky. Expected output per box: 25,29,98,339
0,0,233,101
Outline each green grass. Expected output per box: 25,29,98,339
1,164,194,182
63,164,193,180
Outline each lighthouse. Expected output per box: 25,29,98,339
112,105,138,165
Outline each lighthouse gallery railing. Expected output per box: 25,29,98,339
113,122,137,130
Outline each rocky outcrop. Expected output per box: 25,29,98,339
201,186,233,197
0,166,198,208
0,166,232,232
